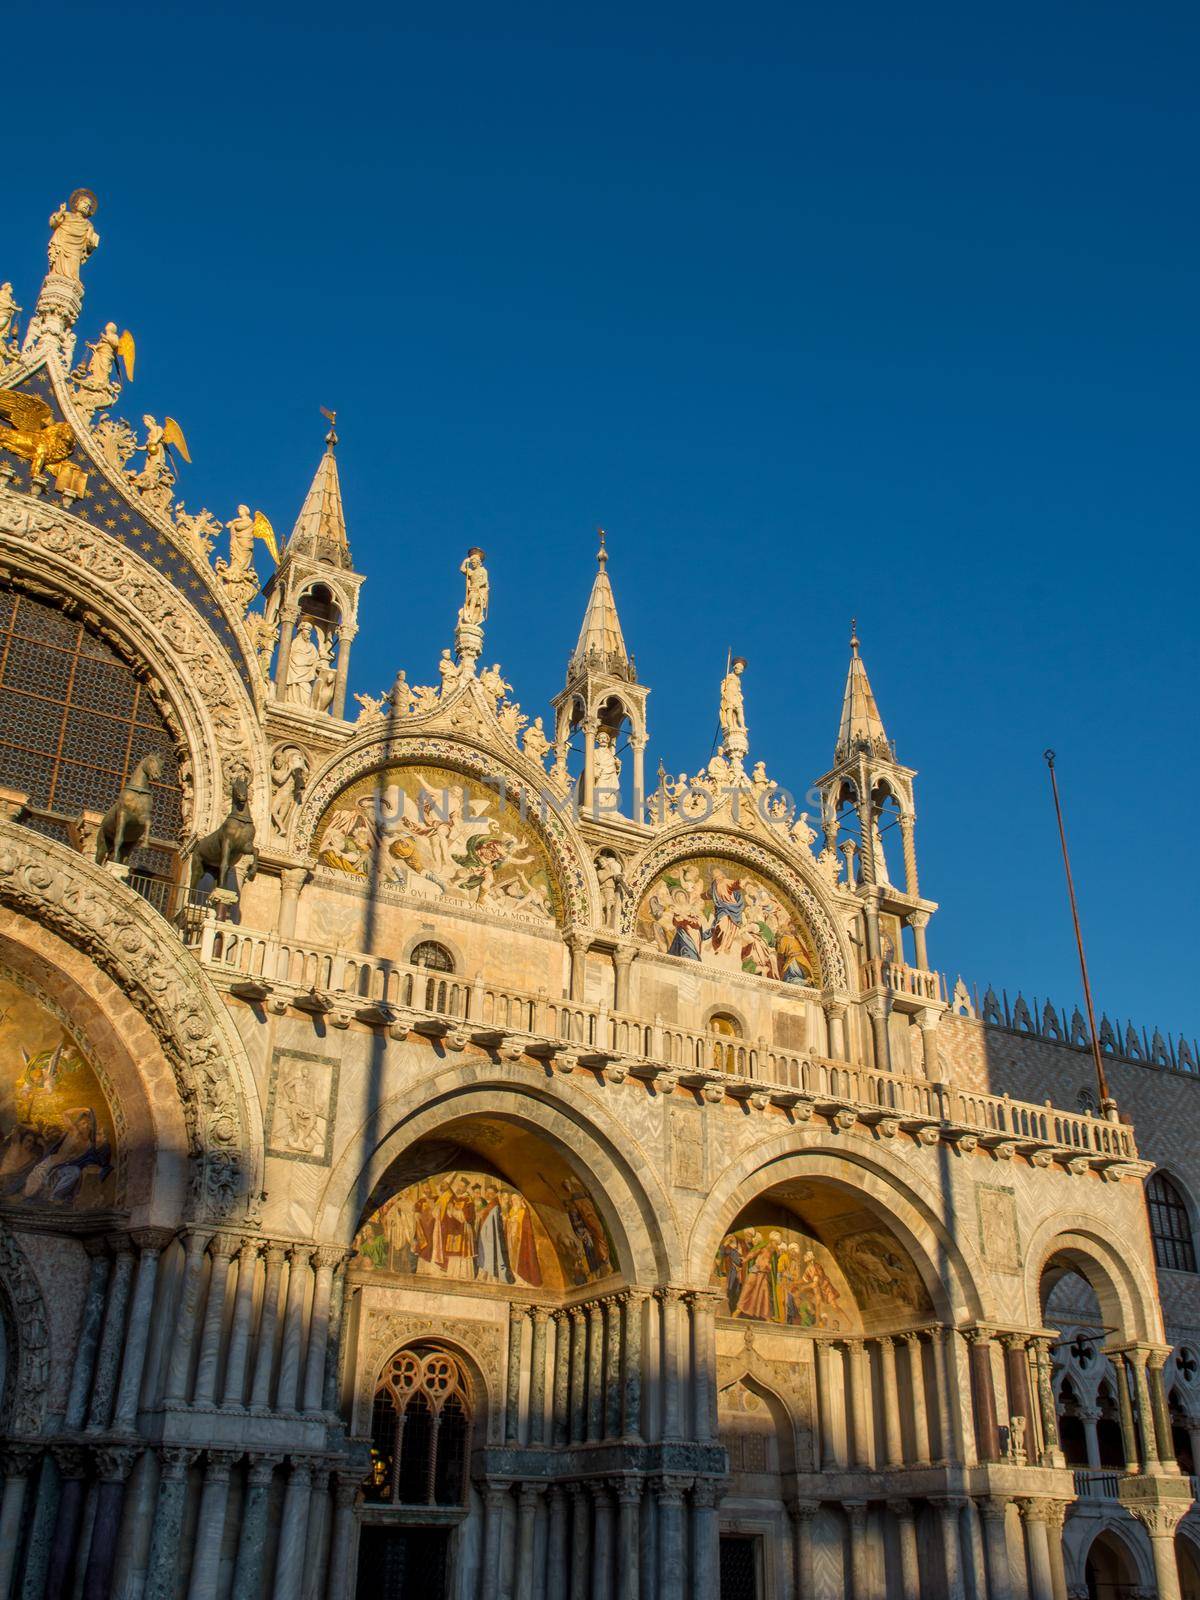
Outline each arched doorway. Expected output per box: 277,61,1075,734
357,1344,474,1599
1084,1528,1141,1599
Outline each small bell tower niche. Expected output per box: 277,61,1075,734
263,412,365,720
551,533,648,820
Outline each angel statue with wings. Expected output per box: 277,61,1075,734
128,414,190,514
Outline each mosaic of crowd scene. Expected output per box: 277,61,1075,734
315,765,559,920
636,858,817,984
713,1225,849,1328
354,1167,615,1290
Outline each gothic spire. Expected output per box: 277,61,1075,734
836,618,891,761
286,411,351,568
571,529,632,680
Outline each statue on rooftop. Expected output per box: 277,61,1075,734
0,283,20,352
46,191,99,282
458,547,489,626
719,656,747,736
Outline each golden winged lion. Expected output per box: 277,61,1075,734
0,389,75,479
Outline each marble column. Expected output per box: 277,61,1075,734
44,1444,88,1600
1043,1502,1068,1600
143,1446,199,1600
483,1482,511,1600
81,1445,139,1600
162,1230,212,1405
278,866,307,939
249,1244,287,1410
65,1241,110,1429
967,1330,1001,1462
187,1451,239,1600
979,1496,1014,1600
569,1482,590,1600
612,947,636,1014
901,822,921,900
1018,1501,1054,1600
322,1266,347,1414
506,1305,527,1445
621,1290,646,1441
569,930,590,1001
933,1496,966,1600
587,1303,605,1443
1127,1348,1161,1470
1079,1409,1102,1469
691,1479,721,1600
656,1477,688,1600
1111,1353,1140,1472
688,1293,719,1443
1030,1340,1063,1468
515,1483,541,1592
1147,1351,1178,1467
1131,1506,1185,1600
879,1337,903,1467
615,1479,641,1600
0,1446,38,1600
815,1339,845,1469
302,1461,334,1600
303,1247,343,1413
591,1482,614,1600
545,1484,569,1600
529,1307,550,1445
84,1237,136,1431
113,1228,173,1430
552,1312,571,1447
825,1000,848,1061
277,1247,315,1414
930,1329,957,1463
963,1499,988,1600
888,1499,920,1600
325,1475,360,1600
221,1238,262,1408
846,1501,869,1600
604,1299,623,1440
1000,1335,1033,1457
230,1454,282,1600
904,1333,931,1464
789,1499,817,1600
846,1341,873,1469
192,1234,239,1408
273,1458,314,1600
568,1308,587,1446
659,1290,684,1442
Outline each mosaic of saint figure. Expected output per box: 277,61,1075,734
0,977,116,1209
315,765,559,921
637,858,817,984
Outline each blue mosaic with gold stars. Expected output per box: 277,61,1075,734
1,364,257,698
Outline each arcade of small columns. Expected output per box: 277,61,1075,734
1,1220,1187,1600
0,1228,357,1600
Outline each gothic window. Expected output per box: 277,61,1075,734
0,588,182,875
410,942,455,973
365,1346,472,1508
1147,1172,1196,1273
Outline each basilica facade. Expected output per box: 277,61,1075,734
0,192,1197,1600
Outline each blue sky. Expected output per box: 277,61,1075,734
4,1,1197,1041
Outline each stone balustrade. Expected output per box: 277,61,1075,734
197,923,1139,1169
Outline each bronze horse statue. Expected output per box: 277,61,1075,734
191,776,258,893
95,752,164,867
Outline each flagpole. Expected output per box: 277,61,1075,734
1043,749,1114,1116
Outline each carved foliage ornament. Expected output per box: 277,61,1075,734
0,822,259,1219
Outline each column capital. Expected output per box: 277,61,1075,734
157,1444,199,1481
588,1479,611,1505
531,1304,551,1326
908,907,929,929
980,1494,1013,1521
313,1243,348,1271
208,1232,240,1260
877,1333,896,1352
237,1235,264,1261
886,1497,915,1518
203,1450,241,1483
333,1472,361,1508
104,1231,137,1259
930,1493,969,1513
518,1480,543,1508
1017,1496,1054,1525
902,1329,925,1347
789,1497,819,1523
287,1243,315,1268
247,1453,283,1487
482,1480,510,1511
50,1443,89,1479
1129,1501,1187,1537
94,1444,141,1483
998,1330,1031,1352
285,1456,315,1488
181,1227,214,1258
510,1303,530,1328
263,1241,288,1267
965,1325,996,1346
1,1444,40,1479
280,865,309,892
690,1477,725,1510
612,1476,642,1506
844,1499,869,1528
130,1226,175,1255
655,1474,692,1505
